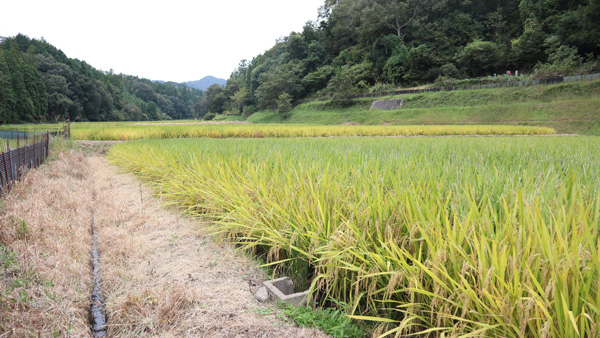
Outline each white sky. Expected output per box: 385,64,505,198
1,0,324,82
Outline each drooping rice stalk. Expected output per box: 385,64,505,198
108,136,599,337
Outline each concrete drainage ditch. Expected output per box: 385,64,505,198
256,277,310,307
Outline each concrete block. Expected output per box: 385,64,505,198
263,277,309,307
370,99,403,110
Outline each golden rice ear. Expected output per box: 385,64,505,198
267,245,282,262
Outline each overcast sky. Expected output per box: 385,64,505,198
1,0,324,82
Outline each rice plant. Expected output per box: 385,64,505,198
108,136,599,337
72,124,555,140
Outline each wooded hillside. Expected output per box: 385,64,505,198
205,0,599,117
0,34,203,124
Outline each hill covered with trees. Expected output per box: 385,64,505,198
0,34,203,124
203,0,599,118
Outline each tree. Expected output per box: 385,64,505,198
204,84,228,114
459,40,500,77
302,65,334,94
123,102,145,121
143,101,158,120
511,19,547,68
44,74,72,120
230,86,251,114
286,33,308,61
389,0,429,38
0,49,17,123
133,82,158,102
4,49,40,122
535,45,583,77
255,63,304,110
383,43,410,83
328,61,375,103
303,41,329,72
371,34,403,72
276,92,293,119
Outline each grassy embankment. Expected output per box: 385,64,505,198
109,136,600,337
248,79,600,135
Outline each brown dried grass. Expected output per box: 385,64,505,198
0,150,94,337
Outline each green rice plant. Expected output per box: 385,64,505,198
108,136,600,337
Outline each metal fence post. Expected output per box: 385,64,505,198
7,141,13,183
2,151,10,192
46,131,49,159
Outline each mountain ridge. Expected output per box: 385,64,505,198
184,76,226,91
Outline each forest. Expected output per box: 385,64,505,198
0,34,203,124
2,0,600,123
205,0,600,117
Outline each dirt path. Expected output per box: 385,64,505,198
89,154,327,337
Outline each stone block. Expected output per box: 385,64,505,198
255,286,270,302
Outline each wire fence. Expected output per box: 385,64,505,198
0,125,70,197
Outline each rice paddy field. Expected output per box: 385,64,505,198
72,124,556,140
108,136,600,337
1,122,557,140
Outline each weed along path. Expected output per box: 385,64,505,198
88,152,328,337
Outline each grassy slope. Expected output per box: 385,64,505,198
248,79,600,135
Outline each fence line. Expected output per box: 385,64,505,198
0,132,50,197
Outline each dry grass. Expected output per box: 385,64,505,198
0,150,94,337
77,140,122,156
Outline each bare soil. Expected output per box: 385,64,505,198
0,144,327,337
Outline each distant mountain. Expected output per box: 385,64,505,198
184,76,226,91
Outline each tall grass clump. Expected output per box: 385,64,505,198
108,136,600,337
